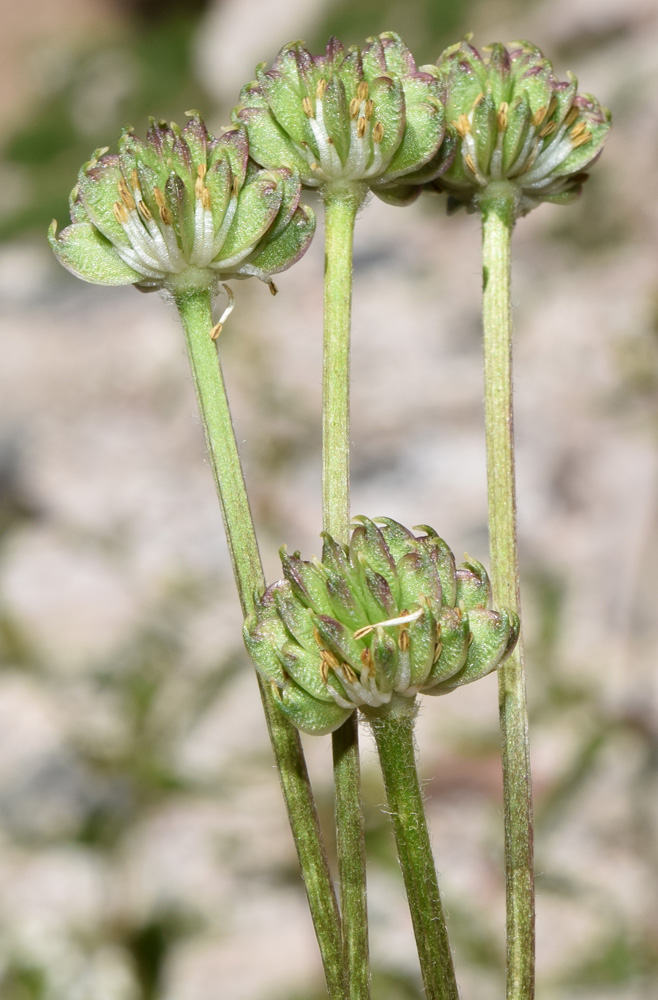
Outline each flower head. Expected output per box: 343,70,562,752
232,34,446,204
245,517,520,735
429,40,611,215
49,113,315,295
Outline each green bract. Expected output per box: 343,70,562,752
429,40,611,215
232,33,446,204
49,114,315,295
244,517,520,735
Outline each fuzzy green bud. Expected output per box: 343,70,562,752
49,113,315,295
232,34,446,205
244,517,520,735
429,39,611,216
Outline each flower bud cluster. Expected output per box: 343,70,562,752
49,114,315,294
245,517,520,735
429,40,611,215
233,33,447,204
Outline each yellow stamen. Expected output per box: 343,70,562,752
159,205,172,226
201,187,212,211
364,99,374,121
471,92,485,110
197,163,207,179
497,102,509,131
268,280,278,296
357,81,369,102
153,187,166,210
356,116,367,139
316,78,327,99
454,114,471,138
533,105,548,127
349,97,360,119
302,96,314,118
564,106,579,127
538,121,557,138
131,168,140,192
118,178,136,212
570,120,587,139
399,628,410,653
464,153,477,175
113,202,129,225
571,130,592,149
372,122,384,144
210,322,223,340
137,200,152,222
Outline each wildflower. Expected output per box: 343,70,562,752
49,114,315,296
429,40,611,215
233,33,446,204
245,517,519,734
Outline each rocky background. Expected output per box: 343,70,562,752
1,0,657,998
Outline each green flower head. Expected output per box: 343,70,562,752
49,113,315,296
245,517,520,735
429,39,611,215
232,33,446,204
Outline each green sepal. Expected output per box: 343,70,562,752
455,558,492,611
432,607,520,693
239,204,316,278
424,607,470,687
215,173,283,265
275,679,353,735
48,221,142,285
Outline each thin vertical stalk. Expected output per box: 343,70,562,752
175,287,346,1000
367,699,459,1000
323,186,371,1000
479,184,535,1000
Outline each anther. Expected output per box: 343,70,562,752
360,648,373,673
454,114,471,138
118,178,135,211
159,205,172,226
195,175,205,199
302,96,314,119
131,168,140,192
137,200,152,222
538,121,557,138
564,106,580,128
570,121,587,139
201,187,212,211
399,629,410,653
210,322,223,340
316,78,327,99
342,662,358,685
372,122,384,144
268,281,278,296
471,92,485,110
349,97,360,119
231,177,241,199
113,202,129,225
571,130,592,148
533,105,548,127
547,96,558,120
432,641,443,664
364,99,374,121
153,187,166,210
356,116,367,139
464,153,478,175
197,163,207,179
497,102,509,131
357,81,369,102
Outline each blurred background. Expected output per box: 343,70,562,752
1,0,657,997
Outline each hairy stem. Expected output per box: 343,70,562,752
479,185,535,1000
323,186,370,1000
176,287,346,1000
367,699,459,1000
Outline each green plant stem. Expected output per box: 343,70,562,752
366,698,459,1000
175,287,346,1000
323,186,370,1000
479,184,535,1000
